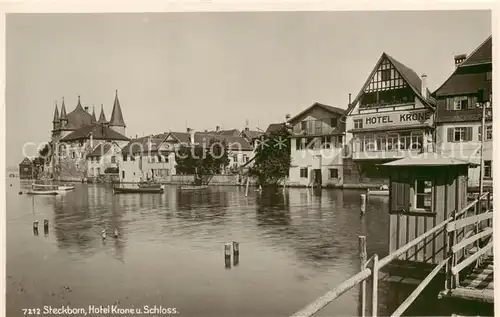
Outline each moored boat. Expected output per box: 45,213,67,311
32,183,75,193
180,185,209,190
113,186,164,194
367,189,389,196
26,189,59,195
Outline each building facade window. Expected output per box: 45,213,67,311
479,125,493,141
448,127,472,142
301,121,307,131
354,119,363,129
486,71,492,81
111,156,116,164
454,127,466,141
300,168,308,178
381,69,391,81
484,160,492,178
329,169,339,179
446,96,477,110
96,167,100,175
123,155,128,162
414,180,432,210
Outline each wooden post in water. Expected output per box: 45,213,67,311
371,254,379,317
44,219,49,235
233,241,239,266
360,194,366,214
33,220,39,235
245,178,250,197
101,229,107,240
224,243,232,269
358,236,367,317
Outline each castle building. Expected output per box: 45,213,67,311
48,90,130,181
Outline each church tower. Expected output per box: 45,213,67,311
108,90,126,135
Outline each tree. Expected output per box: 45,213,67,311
249,126,291,186
175,139,230,185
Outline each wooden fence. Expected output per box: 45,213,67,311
290,192,492,317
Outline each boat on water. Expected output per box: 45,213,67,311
32,183,75,193
180,185,209,190
113,186,164,194
367,189,389,196
26,188,59,195
138,183,164,189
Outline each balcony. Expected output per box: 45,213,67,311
292,119,341,136
351,134,424,160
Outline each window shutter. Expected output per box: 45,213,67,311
446,98,452,110
478,126,482,141
447,128,454,142
469,96,477,109
466,127,473,141
392,181,411,211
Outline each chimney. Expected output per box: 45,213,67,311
285,114,291,123
421,74,428,99
454,54,467,68
348,93,352,105
84,106,89,112
187,127,191,133
216,126,220,132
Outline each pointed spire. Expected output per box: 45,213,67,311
97,104,107,124
60,97,67,120
53,101,60,123
91,105,97,123
76,95,84,111
109,90,126,127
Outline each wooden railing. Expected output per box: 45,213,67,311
290,192,492,317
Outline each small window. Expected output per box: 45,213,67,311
354,119,363,129
131,155,135,162
454,96,468,110
329,169,339,179
454,127,466,142
301,121,307,131
486,125,492,140
330,117,338,128
97,167,100,175
486,71,492,81
111,156,116,164
414,180,432,210
122,171,125,179
381,69,391,81
484,160,492,178
123,155,128,162
300,168,308,178
315,120,322,134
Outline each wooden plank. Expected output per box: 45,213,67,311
447,212,493,232
389,214,398,254
448,287,494,303
451,242,493,276
416,216,425,262
290,268,372,317
398,214,407,259
451,228,493,254
408,216,416,260
390,258,448,317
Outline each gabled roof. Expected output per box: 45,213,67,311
61,123,130,142
380,152,476,167
460,36,492,67
346,53,434,116
87,142,113,158
433,36,492,97
288,102,346,124
109,90,126,127
19,157,32,165
266,123,285,133
121,133,168,155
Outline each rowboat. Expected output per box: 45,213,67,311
367,189,389,196
26,189,59,195
113,186,164,194
57,184,75,191
32,183,75,193
180,185,209,190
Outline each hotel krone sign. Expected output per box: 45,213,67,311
358,109,433,128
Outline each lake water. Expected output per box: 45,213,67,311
6,180,491,316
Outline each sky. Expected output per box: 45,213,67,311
6,10,491,168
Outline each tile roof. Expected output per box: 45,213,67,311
109,90,126,127
241,129,264,140
433,36,492,98
266,123,285,133
381,152,476,167
166,131,253,151
288,102,346,124
87,143,113,157
19,157,32,166
461,36,492,67
121,133,168,154
61,123,130,142
61,96,94,130
208,129,241,136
